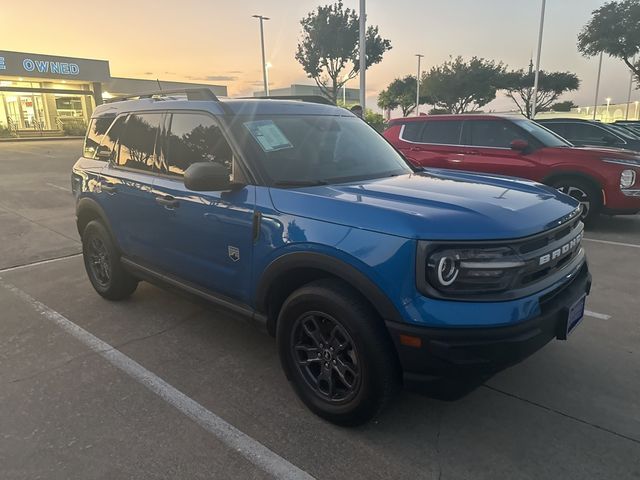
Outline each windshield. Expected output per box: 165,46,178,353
230,115,412,185
515,119,573,147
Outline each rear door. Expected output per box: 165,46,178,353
99,112,164,263
457,119,535,179
151,111,256,304
394,119,465,168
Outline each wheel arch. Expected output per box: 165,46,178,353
76,197,120,248
255,252,405,337
541,170,604,203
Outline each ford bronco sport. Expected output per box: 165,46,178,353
73,89,591,426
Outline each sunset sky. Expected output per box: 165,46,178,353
4,0,636,112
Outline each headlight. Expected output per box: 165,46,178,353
425,246,524,294
621,169,636,188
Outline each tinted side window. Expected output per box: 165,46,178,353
465,120,526,148
162,113,233,178
421,121,463,144
542,123,567,138
84,116,118,159
567,123,619,144
117,113,162,172
401,122,424,142
96,116,126,162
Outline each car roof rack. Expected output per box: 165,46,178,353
246,95,335,106
107,88,220,103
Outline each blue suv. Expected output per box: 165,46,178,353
73,89,591,426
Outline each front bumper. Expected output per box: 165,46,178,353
386,261,591,384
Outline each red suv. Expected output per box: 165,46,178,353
383,114,640,221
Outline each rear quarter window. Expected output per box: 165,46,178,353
84,116,116,159
400,122,424,142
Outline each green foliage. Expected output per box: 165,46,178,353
428,108,451,115
62,121,87,136
421,56,505,114
500,69,580,118
578,0,640,83
0,124,12,137
377,75,421,117
295,1,392,102
364,109,386,132
550,100,578,112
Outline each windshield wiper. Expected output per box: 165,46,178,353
273,180,329,187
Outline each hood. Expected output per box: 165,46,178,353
268,170,580,241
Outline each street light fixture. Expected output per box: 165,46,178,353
252,14,270,96
415,54,424,117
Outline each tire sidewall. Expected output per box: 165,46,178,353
277,283,394,422
82,221,118,295
552,178,601,222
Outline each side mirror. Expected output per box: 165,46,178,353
510,139,529,152
95,145,112,160
184,162,232,191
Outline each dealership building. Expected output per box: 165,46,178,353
0,50,227,137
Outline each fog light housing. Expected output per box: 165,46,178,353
621,169,636,188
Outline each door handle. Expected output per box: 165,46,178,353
155,195,180,209
101,184,117,194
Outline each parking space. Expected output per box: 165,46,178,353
1,141,639,479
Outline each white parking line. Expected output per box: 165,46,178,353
45,182,70,192
583,238,640,249
0,280,314,480
0,253,82,274
584,310,611,320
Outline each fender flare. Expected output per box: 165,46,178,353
255,251,404,324
75,197,120,248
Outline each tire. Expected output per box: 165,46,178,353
277,279,401,426
550,177,601,223
82,220,138,300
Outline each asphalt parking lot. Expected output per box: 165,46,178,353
0,140,639,480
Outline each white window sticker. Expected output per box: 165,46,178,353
244,120,293,152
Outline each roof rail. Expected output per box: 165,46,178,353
247,95,335,106
107,88,220,103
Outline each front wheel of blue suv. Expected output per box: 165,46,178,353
277,279,401,426
82,220,139,301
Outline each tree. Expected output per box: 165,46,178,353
500,64,580,118
578,0,640,84
364,109,386,132
295,1,392,103
421,56,505,114
377,75,422,117
550,100,578,112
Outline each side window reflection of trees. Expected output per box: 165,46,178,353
118,114,161,172
163,114,233,178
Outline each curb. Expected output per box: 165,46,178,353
0,136,84,143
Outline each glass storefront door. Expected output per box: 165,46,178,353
2,94,48,130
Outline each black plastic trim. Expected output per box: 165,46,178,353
121,257,267,328
255,252,404,324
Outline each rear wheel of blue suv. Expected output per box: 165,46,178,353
73,90,591,426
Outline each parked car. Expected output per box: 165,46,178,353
537,118,640,152
614,120,640,136
384,114,640,222
73,91,591,426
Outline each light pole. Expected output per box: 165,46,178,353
415,54,424,117
531,0,546,118
252,15,270,96
359,0,366,111
592,51,603,120
265,63,272,95
625,65,635,120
